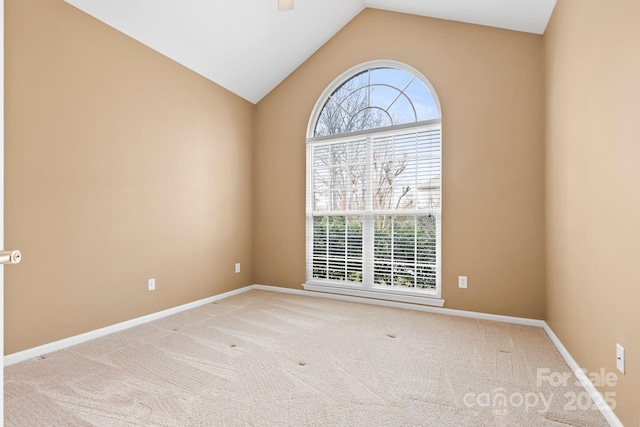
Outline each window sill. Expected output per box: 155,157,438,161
303,282,445,307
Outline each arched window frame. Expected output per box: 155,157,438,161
307,60,442,139
304,60,444,306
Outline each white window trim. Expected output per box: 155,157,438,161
303,282,445,307
306,61,443,306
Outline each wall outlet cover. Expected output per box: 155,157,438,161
458,276,468,289
616,343,625,374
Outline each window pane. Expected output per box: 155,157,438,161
327,215,346,258
335,71,368,97
374,215,393,286
393,216,416,289
316,98,351,137
369,68,413,89
349,108,392,133
369,84,402,111
312,215,363,284
416,215,437,290
314,67,439,136
346,216,363,283
387,94,417,125
405,79,439,121
393,216,415,262
372,215,437,290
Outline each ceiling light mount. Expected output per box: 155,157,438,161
278,0,294,12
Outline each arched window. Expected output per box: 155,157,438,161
305,61,443,305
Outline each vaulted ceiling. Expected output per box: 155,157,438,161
64,0,557,104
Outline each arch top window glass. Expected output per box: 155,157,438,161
313,67,440,137
306,61,443,304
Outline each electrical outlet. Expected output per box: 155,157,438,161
616,344,625,374
235,263,241,274
148,278,156,291
458,276,468,289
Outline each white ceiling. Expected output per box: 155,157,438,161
64,0,557,104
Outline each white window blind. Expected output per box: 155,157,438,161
306,122,441,297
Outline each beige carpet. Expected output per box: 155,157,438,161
5,290,609,426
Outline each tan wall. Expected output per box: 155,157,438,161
5,0,254,354
6,1,637,421
254,9,546,319
544,0,640,424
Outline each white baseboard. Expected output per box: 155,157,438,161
541,323,623,427
4,285,255,366
256,284,622,426
254,284,544,327
3,283,624,426
5,283,543,367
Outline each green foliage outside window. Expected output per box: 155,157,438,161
313,215,436,290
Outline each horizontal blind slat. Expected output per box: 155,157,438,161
309,124,440,292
